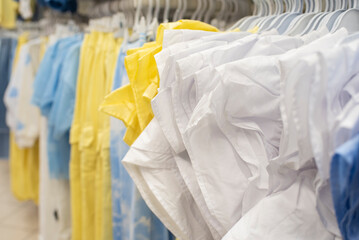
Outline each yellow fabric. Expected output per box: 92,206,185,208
0,0,18,29
9,33,40,204
70,32,122,240
100,20,219,146
248,25,259,34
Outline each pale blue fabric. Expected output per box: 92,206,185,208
331,134,359,240
32,40,60,109
47,40,82,179
32,35,83,179
110,34,173,240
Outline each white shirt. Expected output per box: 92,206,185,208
123,30,320,240
4,38,41,148
184,29,347,236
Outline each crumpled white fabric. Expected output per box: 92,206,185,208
122,28,354,240
184,29,347,237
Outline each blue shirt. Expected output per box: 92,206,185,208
110,35,173,240
331,134,359,240
33,35,83,179
47,40,82,179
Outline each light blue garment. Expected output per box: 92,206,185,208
331,134,359,240
47,40,82,179
110,35,173,240
0,37,17,158
32,40,60,108
37,35,82,118
32,35,83,179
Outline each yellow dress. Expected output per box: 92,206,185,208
70,32,122,240
9,33,40,204
100,20,219,146
0,0,18,29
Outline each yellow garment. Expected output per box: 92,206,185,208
9,33,40,204
0,0,18,29
70,32,122,240
248,25,260,33
100,20,219,146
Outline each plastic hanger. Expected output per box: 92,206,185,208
222,0,237,25
204,0,216,23
210,0,224,28
173,0,182,21
271,0,304,34
218,0,228,29
316,0,348,31
133,0,143,34
164,0,170,22
148,0,159,40
229,0,241,23
237,0,269,31
146,0,153,27
179,0,188,19
332,0,359,33
304,0,337,33
254,0,281,30
298,0,327,35
130,0,147,41
222,0,233,25
130,15,146,41
198,0,208,21
260,0,298,32
284,0,321,35
114,12,127,38
192,0,202,20
120,0,131,28
228,0,258,30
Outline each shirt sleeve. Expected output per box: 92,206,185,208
52,44,81,139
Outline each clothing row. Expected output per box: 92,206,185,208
2,20,218,240
109,27,359,239
2,19,359,240
0,0,76,31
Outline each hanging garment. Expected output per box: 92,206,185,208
120,24,359,240
121,30,309,239
33,35,83,179
100,32,172,240
6,33,40,203
0,0,18,29
5,38,42,148
0,37,17,158
103,20,219,146
222,31,359,240
183,29,347,239
70,31,122,240
39,117,72,240
47,40,82,179
70,33,93,240
34,35,82,240
153,32,307,236
331,136,359,240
